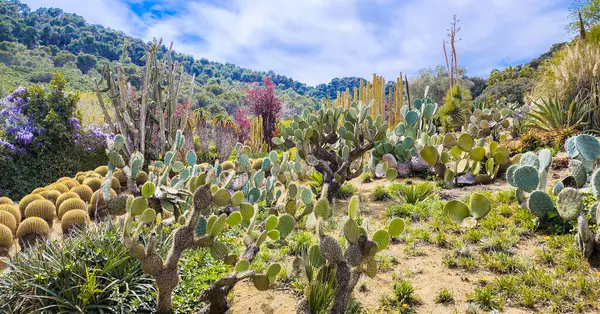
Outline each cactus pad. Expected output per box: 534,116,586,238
372,230,390,251
276,214,295,239
556,187,583,221
528,190,554,218
210,241,229,260
444,200,470,223
469,193,491,219
212,189,232,207
319,235,344,263
575,134,600,161
388,217,405,238
552,181,564,195
314,198,329,219
569,159,587,188
343,219,361,243
519,152,540,169
253,275,270,291
513,166,539,192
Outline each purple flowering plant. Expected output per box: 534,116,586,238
0,74,113,155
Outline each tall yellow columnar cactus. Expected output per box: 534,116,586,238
249,115,266,153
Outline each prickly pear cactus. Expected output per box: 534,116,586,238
556,187,583,221
272,100,388,201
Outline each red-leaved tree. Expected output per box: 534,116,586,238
234,107,250,144
245,77,281,150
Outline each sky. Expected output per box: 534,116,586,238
23,0,575,86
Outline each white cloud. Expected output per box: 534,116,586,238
22,0,573,86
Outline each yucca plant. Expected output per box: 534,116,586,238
389,182,434,204
526,95,591,140
440,84,472,132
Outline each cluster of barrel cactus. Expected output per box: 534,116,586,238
271,100,388,200
295,195,405,314
0,175,96,255
464,107,512,140
420,133,511,185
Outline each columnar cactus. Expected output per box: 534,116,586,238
95,39,195,162
272,100,388,201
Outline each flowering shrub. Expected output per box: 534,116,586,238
0,74,109,199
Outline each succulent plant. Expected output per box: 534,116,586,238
58,198,87,220
422,133,511,185
566,134,600,161
83,177,102,192
528,190,554,218
70,185,94,202
16,217,49,248
464,107,512,140
443,193,491,223
0,224,13,256
569,159,588,188
18,194,44,215
0,196,13,205
55,192,80,210
24,199,56,226
556,187,583,221
49,183,69,194
272,100,388,200
0,210,17,234
60,209,89,234
0,204,21,224
295,192,404,314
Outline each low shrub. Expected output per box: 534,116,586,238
0,222,156,312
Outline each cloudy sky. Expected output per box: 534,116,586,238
23,0,574,86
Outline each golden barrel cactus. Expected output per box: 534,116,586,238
31,187,47,194
0,196,12,205
83,177,102,192
222,160,235,171
49,183,69,194
113,170,127,186
0,210,17,234
89,189,117,217
17,217,49,248
136,171,149,186
111,177,121,190
55,192,80,210
70,185,93,202
61,209,89,234
61,179,79,190
18,194,44,215
44,190,62,204
58,198,86,220
94,165,109,176
24,199,56,225
0,204,21,224
0,224,13,256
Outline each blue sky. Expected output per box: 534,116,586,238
23,0,574,86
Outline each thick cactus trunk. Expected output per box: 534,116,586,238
156,286,174,314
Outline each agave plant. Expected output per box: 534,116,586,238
526,95,591,137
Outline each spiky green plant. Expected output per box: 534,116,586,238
440,85,472,131
526,95,590,136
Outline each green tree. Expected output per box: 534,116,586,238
75,53,96,74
